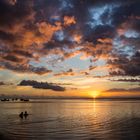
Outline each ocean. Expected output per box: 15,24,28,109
0,99,140,140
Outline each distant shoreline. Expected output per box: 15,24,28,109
1,97,140,102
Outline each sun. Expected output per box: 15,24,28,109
88,91,100,98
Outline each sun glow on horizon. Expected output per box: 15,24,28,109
88,91,100,98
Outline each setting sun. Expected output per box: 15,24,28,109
88,91,100,98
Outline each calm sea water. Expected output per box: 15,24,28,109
0,99,140,140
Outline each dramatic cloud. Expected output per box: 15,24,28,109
0,0,140,77
0,0,77,74
109,51,140,76
0,62,52,75
19,80,65,91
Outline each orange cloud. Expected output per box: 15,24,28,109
73,34,82,43
64,16,76,26
80,41,112,61
37,22,62,42
97,38,112,44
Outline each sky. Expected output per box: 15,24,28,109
0,0,140,98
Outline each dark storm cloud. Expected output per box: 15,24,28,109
0,61,52,75
84,26,116,43
111,1,140,26
12,50,33,58
0,0,140,76
0,0,34,31
19,80,65,91
3,54,24,63
109,51,140,76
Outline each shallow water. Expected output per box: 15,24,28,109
0,99,140,140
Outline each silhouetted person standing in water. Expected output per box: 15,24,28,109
24,111,28,118
19,111,29,119
19,112,24,119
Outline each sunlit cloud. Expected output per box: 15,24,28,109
63,16,76,26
